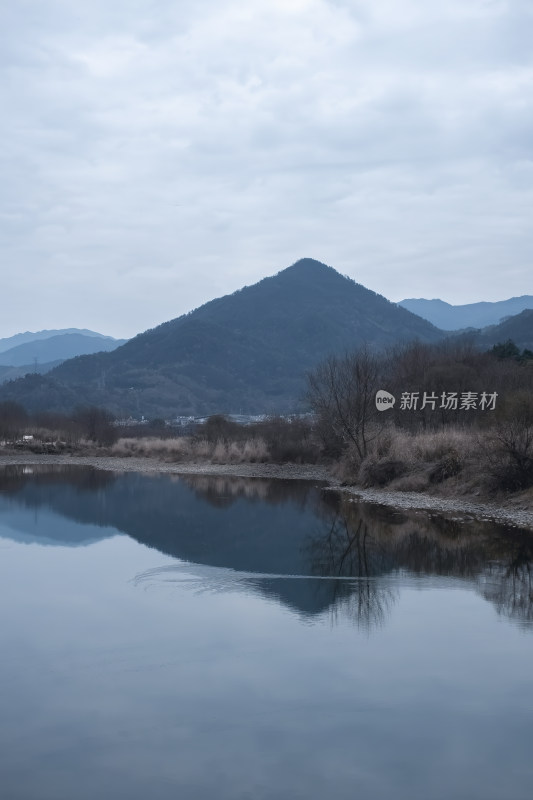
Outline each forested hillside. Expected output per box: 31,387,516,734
0,259,444,416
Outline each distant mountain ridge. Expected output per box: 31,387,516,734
0,330,128,385
0,258,443,416
0,332,127,368
399,296,533,331
0,328,117,354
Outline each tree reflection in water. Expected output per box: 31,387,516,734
304,501,398,631
306,491,533,631
480,530,533,629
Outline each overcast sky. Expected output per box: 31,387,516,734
1,0,532,339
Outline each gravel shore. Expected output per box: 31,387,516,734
2,452,533,530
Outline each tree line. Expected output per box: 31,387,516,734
1,338,532,490
306,338,533,490
0,404,117,447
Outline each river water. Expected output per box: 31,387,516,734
1,465,532,800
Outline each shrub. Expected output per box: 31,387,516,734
242,438,269,463
73,406,117,446
200,415,242,443
254,417,320,463
429,450,463,484
486,392,533,491
359,458,407,487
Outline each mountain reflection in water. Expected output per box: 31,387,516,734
0,464,532,631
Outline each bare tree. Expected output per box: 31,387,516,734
489,391,533,490
306,345,381,460
73,406,118,446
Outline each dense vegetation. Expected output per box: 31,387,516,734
306,338,533,494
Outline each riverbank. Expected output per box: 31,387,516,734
1,452,533,530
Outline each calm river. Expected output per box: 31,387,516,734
1,465,532,800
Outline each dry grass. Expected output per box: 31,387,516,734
374,426,480,465
111,437,193,459
336,426,484,490
110,436,270,464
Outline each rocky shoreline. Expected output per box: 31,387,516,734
1,452,533,530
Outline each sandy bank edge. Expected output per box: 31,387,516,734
1,453,533,530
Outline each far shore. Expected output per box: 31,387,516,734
1,452,533,531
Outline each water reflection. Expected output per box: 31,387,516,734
480,533,533,628
180,473,312,509
311,493,533,631
1,464,532,631
304,498,399,630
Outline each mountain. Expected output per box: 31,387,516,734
0,328,118,354
464,309,533,351
0,258,444,417
0,360,63,385
0,332,127,368
399,296,533,331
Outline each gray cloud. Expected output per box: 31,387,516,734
1,0,532,337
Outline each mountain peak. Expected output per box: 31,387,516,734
287,257,330,269
1,258,443,416
280,258,337,278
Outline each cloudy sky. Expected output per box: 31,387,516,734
1,0,532,339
